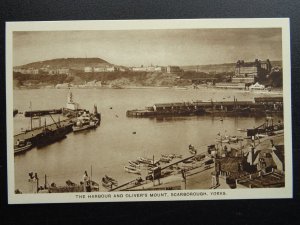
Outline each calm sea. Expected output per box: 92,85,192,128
13,87,283,192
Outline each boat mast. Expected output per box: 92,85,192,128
30,101,32,130
90,165,93,182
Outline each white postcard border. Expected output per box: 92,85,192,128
6,18,292,204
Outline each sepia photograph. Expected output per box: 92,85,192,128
6,19,292,203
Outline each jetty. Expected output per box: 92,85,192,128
24,109,62,117
126,96,283,117
110,154,211,191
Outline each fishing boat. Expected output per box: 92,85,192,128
73,104,101,132
128,161,140,168
102,178,113,189
188,145,197,155
102,175,118,189
137,157,153,164
128,160,140,167
35,126,68,148
183,158,194,164
229,136,238,142
194,154,206,161
172,154,182,159
104,175,118,186
161,153,182,159
72,111,99,132
72,119,99,132
189,148,197,154
124,166,141,174
160,157,171,163
14,140,32,154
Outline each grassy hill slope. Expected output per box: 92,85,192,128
15,58,111,70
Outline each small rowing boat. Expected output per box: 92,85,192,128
128,160,140,167
137,157,153,164
14,141,32,154
160,157,171,163
124,166,141,174
104,175,118,186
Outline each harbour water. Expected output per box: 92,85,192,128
13,87,283,192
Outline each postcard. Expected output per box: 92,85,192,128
6,19,292,203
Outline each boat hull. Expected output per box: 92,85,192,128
73,124,97,132
14,142,32,154
34,127,69,148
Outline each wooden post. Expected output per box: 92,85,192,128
152,155,155,186
44,174,47,189
36,173,39,193
91,165,93,182
30,101,33,130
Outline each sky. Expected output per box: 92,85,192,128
13,28,282,67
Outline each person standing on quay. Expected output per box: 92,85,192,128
83,171,89,192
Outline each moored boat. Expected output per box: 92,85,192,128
14,141,32,154
160,157,171,163
128,160,140,167
183,158,194,164
104,175,118,186
124,166,141,174
188,145,197,154
102,175,118,189
73,119,99,132
137,157,153,164
35,127,68,148
102,179,113,189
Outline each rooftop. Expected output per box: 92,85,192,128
238,171,284,188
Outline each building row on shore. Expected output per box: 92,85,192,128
13,65,183,75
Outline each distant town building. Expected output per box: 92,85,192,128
106,66,117,72
166,66,181,73
84,67,93,73
84,66,118,73
233,59,272,84
93,67,106,72
119,67,128,72
13,68,39,74
215,82,246,89
131,66,165,72
48,68,70,75
154,66,166,72
57,68,70,75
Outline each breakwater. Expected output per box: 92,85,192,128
24,109,62,117
127,97,283,117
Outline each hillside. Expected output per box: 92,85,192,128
15,57,111,70
13,58,283,88
13,71,192,88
